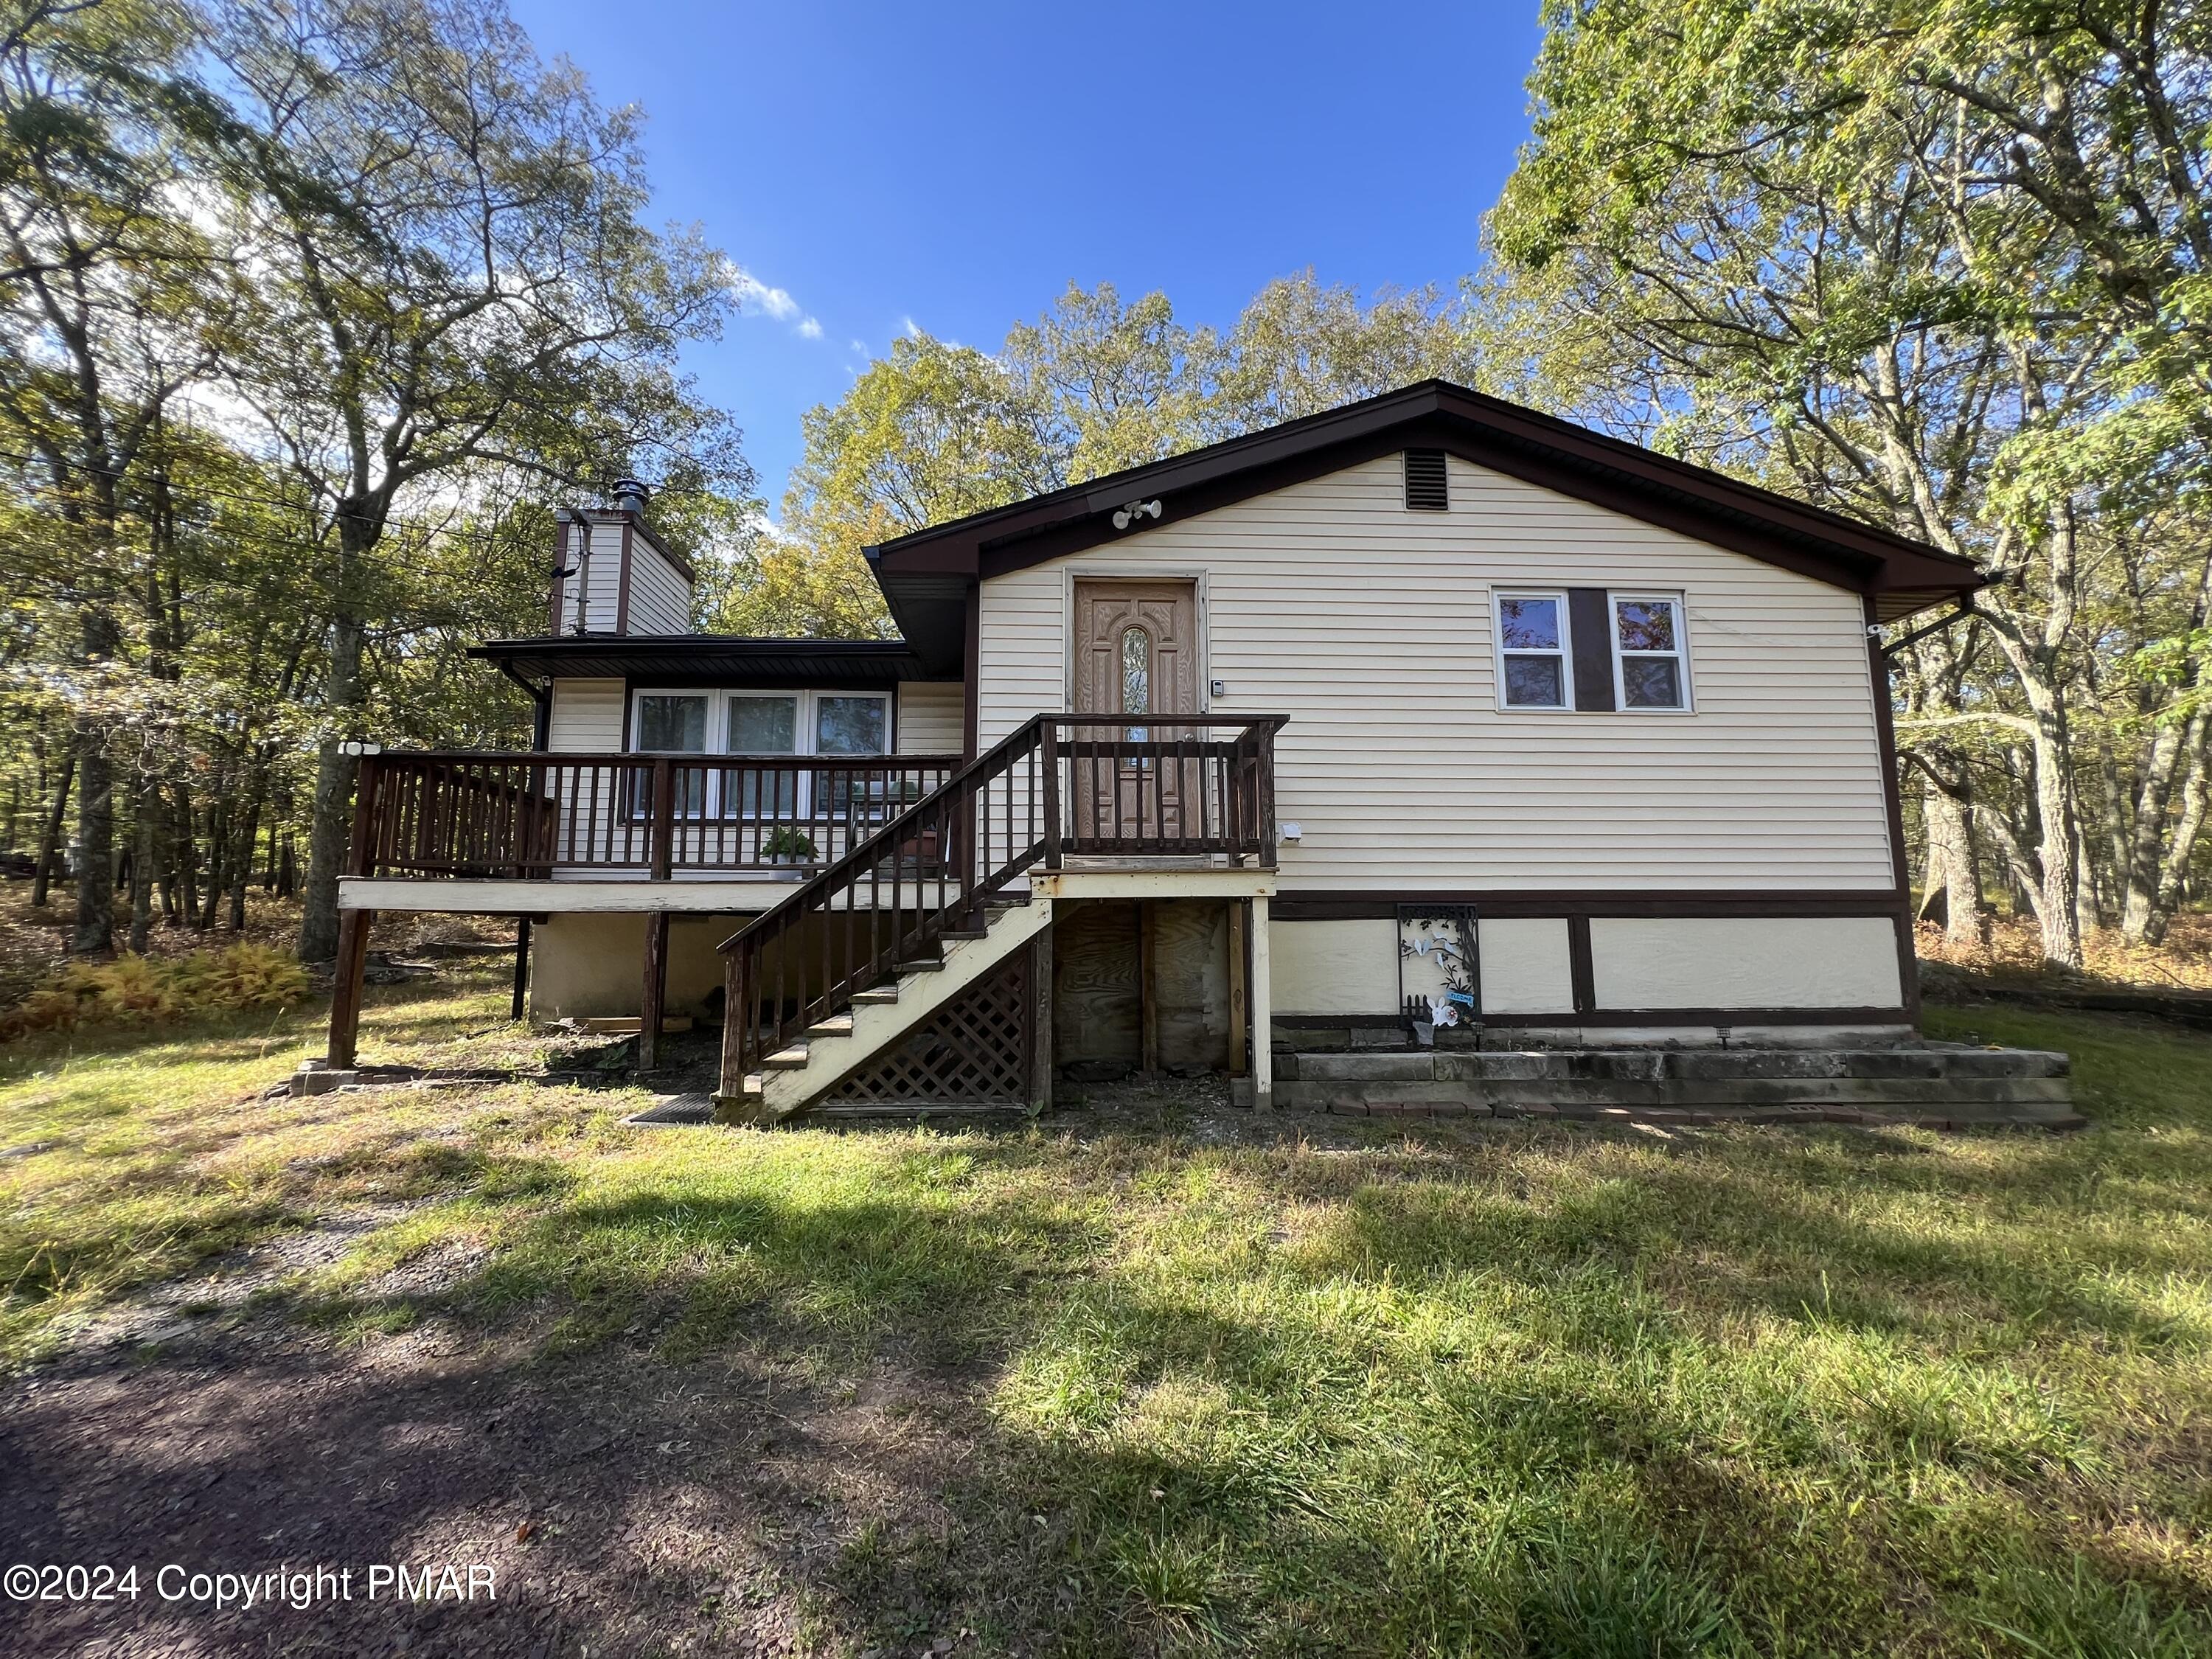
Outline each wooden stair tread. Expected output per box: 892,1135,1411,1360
851,990,900,1005
807,1017,854,1037
895,960,946,973
764,1046,811,1069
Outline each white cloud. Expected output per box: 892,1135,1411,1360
849,338,869,355
732,269,825,341
901,316,922,338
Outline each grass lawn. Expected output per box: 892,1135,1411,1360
1,967,2208,1656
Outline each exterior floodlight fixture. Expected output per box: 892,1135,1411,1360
1111,499,1162,531
338,740,383,757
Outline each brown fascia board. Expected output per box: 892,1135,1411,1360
866,380,1983,608
468,634,927,685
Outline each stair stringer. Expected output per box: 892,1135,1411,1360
720,896,1052,1124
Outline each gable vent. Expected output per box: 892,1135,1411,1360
1402,449,1449,511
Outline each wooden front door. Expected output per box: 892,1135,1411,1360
1071,580,1200,846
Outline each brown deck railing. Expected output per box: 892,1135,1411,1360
720,714,1286,1090
349,751,964,879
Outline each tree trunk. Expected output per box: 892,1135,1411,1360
31,748,74,908
2140,706,2212,945
175,782,199,928
299,602,366,963
72,601,122,957
227,782,262,932
128,778,154,954
1918,768,1989,945
71,729,115,955
199,799,226,931
2034,716,2085,967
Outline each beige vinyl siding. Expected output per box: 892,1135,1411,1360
547,678,625,752
897,682,966,754
557,517,692,635
976,453,1896,891
571,520,624,633
624,543,693,633
542,678,628,869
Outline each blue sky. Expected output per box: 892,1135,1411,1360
506,1,1547,508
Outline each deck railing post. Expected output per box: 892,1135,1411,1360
1042,720,1062,869
1258,724,1279,869
650,758,675,880
347,755,380,879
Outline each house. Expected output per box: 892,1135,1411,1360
321,381,2076,1124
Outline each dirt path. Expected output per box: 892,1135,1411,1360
1,1242,999,1658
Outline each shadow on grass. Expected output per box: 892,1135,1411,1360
60,1121,2181,1655
7,998,2211,1654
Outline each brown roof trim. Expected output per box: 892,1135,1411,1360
866,381,1983,656
472,634,930,686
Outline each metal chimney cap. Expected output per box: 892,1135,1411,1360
611,476,650,515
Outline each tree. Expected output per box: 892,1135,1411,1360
209,0,739,961
1215,271,1483,428
0,0,229,954
761,276,1489,639
1487,0,2212,963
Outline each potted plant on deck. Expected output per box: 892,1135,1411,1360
760,825,817,873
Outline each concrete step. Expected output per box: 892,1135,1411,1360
1270,1077,2075,1109
1276,1046,2070,1084
1267,1043,2076,1127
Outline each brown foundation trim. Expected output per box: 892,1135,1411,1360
1274,1007,1914,1029
1274,889,1908,921
1478,1006,1913,1027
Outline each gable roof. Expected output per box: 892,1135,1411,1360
865,379,1983,674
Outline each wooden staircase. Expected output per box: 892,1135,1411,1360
713,714,1284,1124
717,896,1051,1123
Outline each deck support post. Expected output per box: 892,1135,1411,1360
1248,894,1272,1108
327,905,375,1069
1138,899,1159,1074
1228,900,1249,1076
1029,921,1054,1113
640,910,669,1071
511,917,531,1021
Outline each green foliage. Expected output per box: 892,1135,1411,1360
0,943,308,1040
1489,0,2212,958
0,0,755,961
758,825,816,860
761,274,1491,639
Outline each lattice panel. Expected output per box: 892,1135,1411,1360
823,950,1033,1106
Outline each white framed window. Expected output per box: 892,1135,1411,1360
1610,594,1692,712
628,688,890,818
1493,591,1573,711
